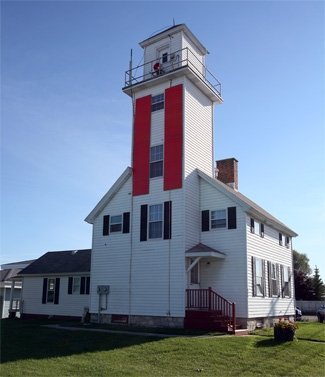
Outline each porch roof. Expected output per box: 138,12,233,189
185,243,225,259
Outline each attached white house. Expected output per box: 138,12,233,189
18,249,91,320
0,259,34,318
85,24,298,331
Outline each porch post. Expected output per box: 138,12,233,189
9,280,15,314
208,287,212,311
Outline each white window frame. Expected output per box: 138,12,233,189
255,258,264,297
151,94,164,112
285,236,290,248
150,144,164,178
282,266,290,297
148,204,163,239
271,263,278,297
211,209,226,229
110,215,122,233
47,278,55,303
72,277,81,294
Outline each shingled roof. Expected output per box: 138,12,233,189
18,249,91,275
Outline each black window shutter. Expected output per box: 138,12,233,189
252,257,256,297
260,223,264,236
86,276,90,295
123,212,130,233
103,215,110,236
68,277,73,295
80,277,86,295
227,207,237,229
262,259,266,297
288,267,291,298
201,210,210,232
42,278,48,304
54,278,60,305
164,201,172,240
140,205,148,241
250,218,254,232
267,261,272,297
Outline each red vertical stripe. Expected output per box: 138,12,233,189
164,84,183,190
133,95,151,196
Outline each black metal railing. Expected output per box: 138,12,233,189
124,47,221,97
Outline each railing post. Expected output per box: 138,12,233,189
208,287,212,311
232,302,236,330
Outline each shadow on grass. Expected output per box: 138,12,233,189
254,338,286,348
0,318,163,364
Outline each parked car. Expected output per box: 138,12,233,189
295,307,302,321
316,305,325,323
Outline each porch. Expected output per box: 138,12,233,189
185,287,237,333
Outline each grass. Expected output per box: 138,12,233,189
1,319,325,377
254,321,325,342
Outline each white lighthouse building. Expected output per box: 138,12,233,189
85,24,297,331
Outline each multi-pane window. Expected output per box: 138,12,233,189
110,215,122,233
151,94,164,112
255,258,264,296
285,236,290,248
150,145,163,178
149,204,163,239
270,263,278,296
72,277,81,294
47,278,55,303
250,218,255,233
211,209,226,228
260,223,265,237
279,233,283,246
282,266,290,297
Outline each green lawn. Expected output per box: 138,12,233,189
1,319,324,377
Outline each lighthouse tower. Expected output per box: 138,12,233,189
87,24,223,327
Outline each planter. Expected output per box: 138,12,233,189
274,326,295,341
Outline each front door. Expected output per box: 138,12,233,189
189,259,200,289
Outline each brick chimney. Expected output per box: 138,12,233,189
215,158,238,190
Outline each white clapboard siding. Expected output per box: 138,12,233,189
131,187,185,317
22,276,90,317
90,177,132,315
182,32,204,76
199,178,248,317
143,32,182,78
246,215,295,318
184,77,214,250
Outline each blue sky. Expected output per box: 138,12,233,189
1,1,324,278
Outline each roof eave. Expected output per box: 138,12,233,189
85,167,132,224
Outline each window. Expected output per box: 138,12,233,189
47,278,55,303
151,94,164,112
150,145,163,178
252,257,265,297
190,260,199,285
285,236,290,248
110,215,122,233
211,209,226,228
268,262,279,297
281,265,290,297
68,276,90,295
250,218,255,233
102,213,130,236
162,52,168,63
149,204,163,239
72,277,81,294
279,233,283,246
260,223,265,238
